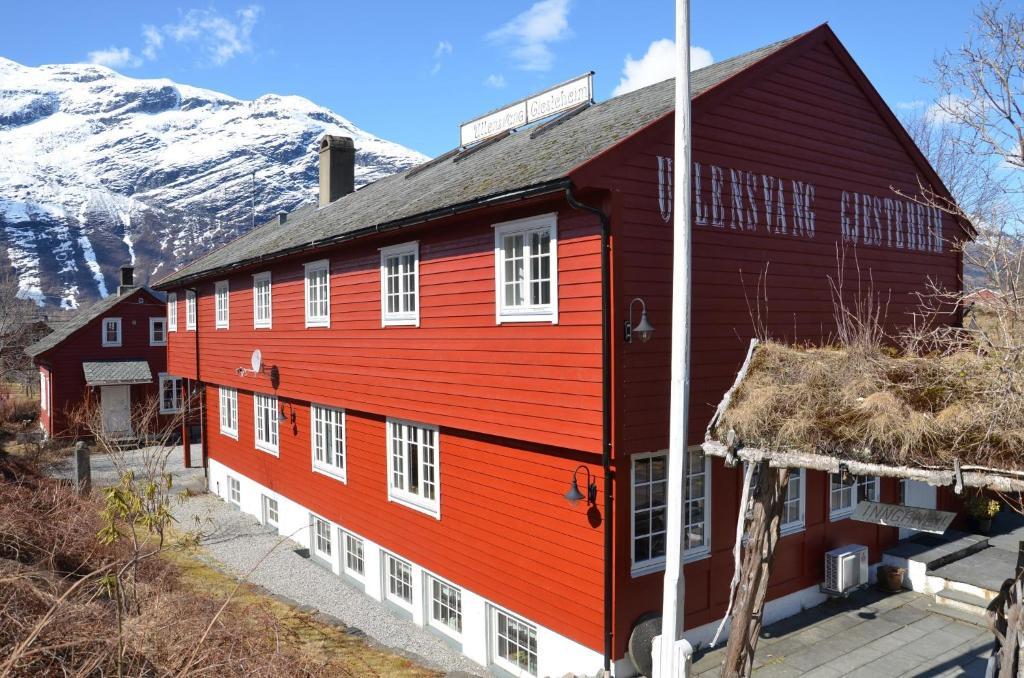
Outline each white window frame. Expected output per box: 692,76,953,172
219,387,238,439
149,317,167,346
185,290,197,331
830,474,880,521
386,418,440,519
101,317,122,347
311,404,346,482
426,573,463,640
342,530,365,580
780,468,806,536
630,447,711,578
310,514,333,560
383,552,415,612
167,292,178,332
380,241,420,327
252,272,272,329
227,476,240,506
39,370,48,411
261,494,279,529
253,392,279,456
493,213,558,324
214,280,229,329
304,259,331,328
490,605,539,677
158,373,183,414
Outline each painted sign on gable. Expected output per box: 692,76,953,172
851,501,955,534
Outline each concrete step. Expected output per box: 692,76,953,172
886,530,989,571
935,588,990,618
930,546,1017,593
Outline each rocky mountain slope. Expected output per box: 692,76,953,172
0,57,427,308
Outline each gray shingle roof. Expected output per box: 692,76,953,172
82,360,153,386
156,32,804,288
25,287,162,357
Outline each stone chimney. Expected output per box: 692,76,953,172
118,265,136,295
319,135,355,207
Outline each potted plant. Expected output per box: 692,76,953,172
965,494,1000,534
877,564,906,593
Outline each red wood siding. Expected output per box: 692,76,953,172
33,290,169,437
206,387,606,650
588,38,965,656
167,201,604,454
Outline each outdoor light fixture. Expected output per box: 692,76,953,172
624,297,655,344
838,462,851,484
564,465,597,507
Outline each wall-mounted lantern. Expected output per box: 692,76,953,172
624,297,655,344
564,465,597,507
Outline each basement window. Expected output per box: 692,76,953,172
343,532,365,579
428,576,462,639
219,387,238,439
311,514,333,560
491,607,538,677
253,393,279,455
252,272,272,329
214,280,229,329
304,260,331,328
380,241,419,326
261,495,279,529
101,317,122,347
167,293,178,332
387,419,440,518
384,553,414,611
227,476,240,506
493,213,558,324
185,291,196,331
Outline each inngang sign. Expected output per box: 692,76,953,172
656,156,946,252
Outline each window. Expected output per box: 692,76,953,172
492,608,538,677
344,532,365,578
830,474,880,520
428,577,462,638
311,404,345,481
254,393,279,455
185,290,197,330
219,387,238,439
781,468,805,536
214,280,229,329
311,515,332,559
494,213,558,324
380,242,419,326
631,448,710,576
384,553,414,610
262,495,279,528
167,292,178,331
387,419,440,518
149,317,167,346
227,476,240,506
159,374,183,414
253,272,272,329
39,371,48,411
101,317,122,347
304,260,330,327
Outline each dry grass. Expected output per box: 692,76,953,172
0,453,440,677
716,340,1024,470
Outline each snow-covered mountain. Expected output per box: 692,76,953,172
0,57,428,308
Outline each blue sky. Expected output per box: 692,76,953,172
3,1,982,157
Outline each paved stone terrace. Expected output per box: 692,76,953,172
692,589,993,677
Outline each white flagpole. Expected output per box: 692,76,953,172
657,0,694,675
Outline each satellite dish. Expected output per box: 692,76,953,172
251,349,263,373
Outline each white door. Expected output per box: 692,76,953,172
101,385,132,435
900,480,938,539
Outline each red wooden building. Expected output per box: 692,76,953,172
27,267,181,439
155,26,967,677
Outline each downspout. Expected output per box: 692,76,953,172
187,287,208,477
565,185,613,672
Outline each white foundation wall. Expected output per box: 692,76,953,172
207,458,606,677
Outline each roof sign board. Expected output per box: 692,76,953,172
851,501,956,535
460,72,593,147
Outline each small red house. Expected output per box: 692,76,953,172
155,26,967,677
27,266,181,439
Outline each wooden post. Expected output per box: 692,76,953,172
722,465,789,678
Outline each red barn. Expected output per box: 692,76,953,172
27,266,181,440
155,26,967,677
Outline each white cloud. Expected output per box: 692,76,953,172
87,47,142,69
487,0,571,71
164,5,262,66
141,24,164,60
484,74,507,88
611,39,714,97
895,100,926,110
431,40,453,75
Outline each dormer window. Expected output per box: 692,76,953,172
494,213,558,324
102,318,122,347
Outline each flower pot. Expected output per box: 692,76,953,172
878,565,905,593
973,517,993,535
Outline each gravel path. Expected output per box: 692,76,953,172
172,492,488,677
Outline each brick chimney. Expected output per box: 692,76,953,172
319,135,355,207
118,265,136,295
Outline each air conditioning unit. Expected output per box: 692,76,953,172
822,544,868,596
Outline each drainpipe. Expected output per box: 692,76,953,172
565,186,613,673
187,287,208,477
